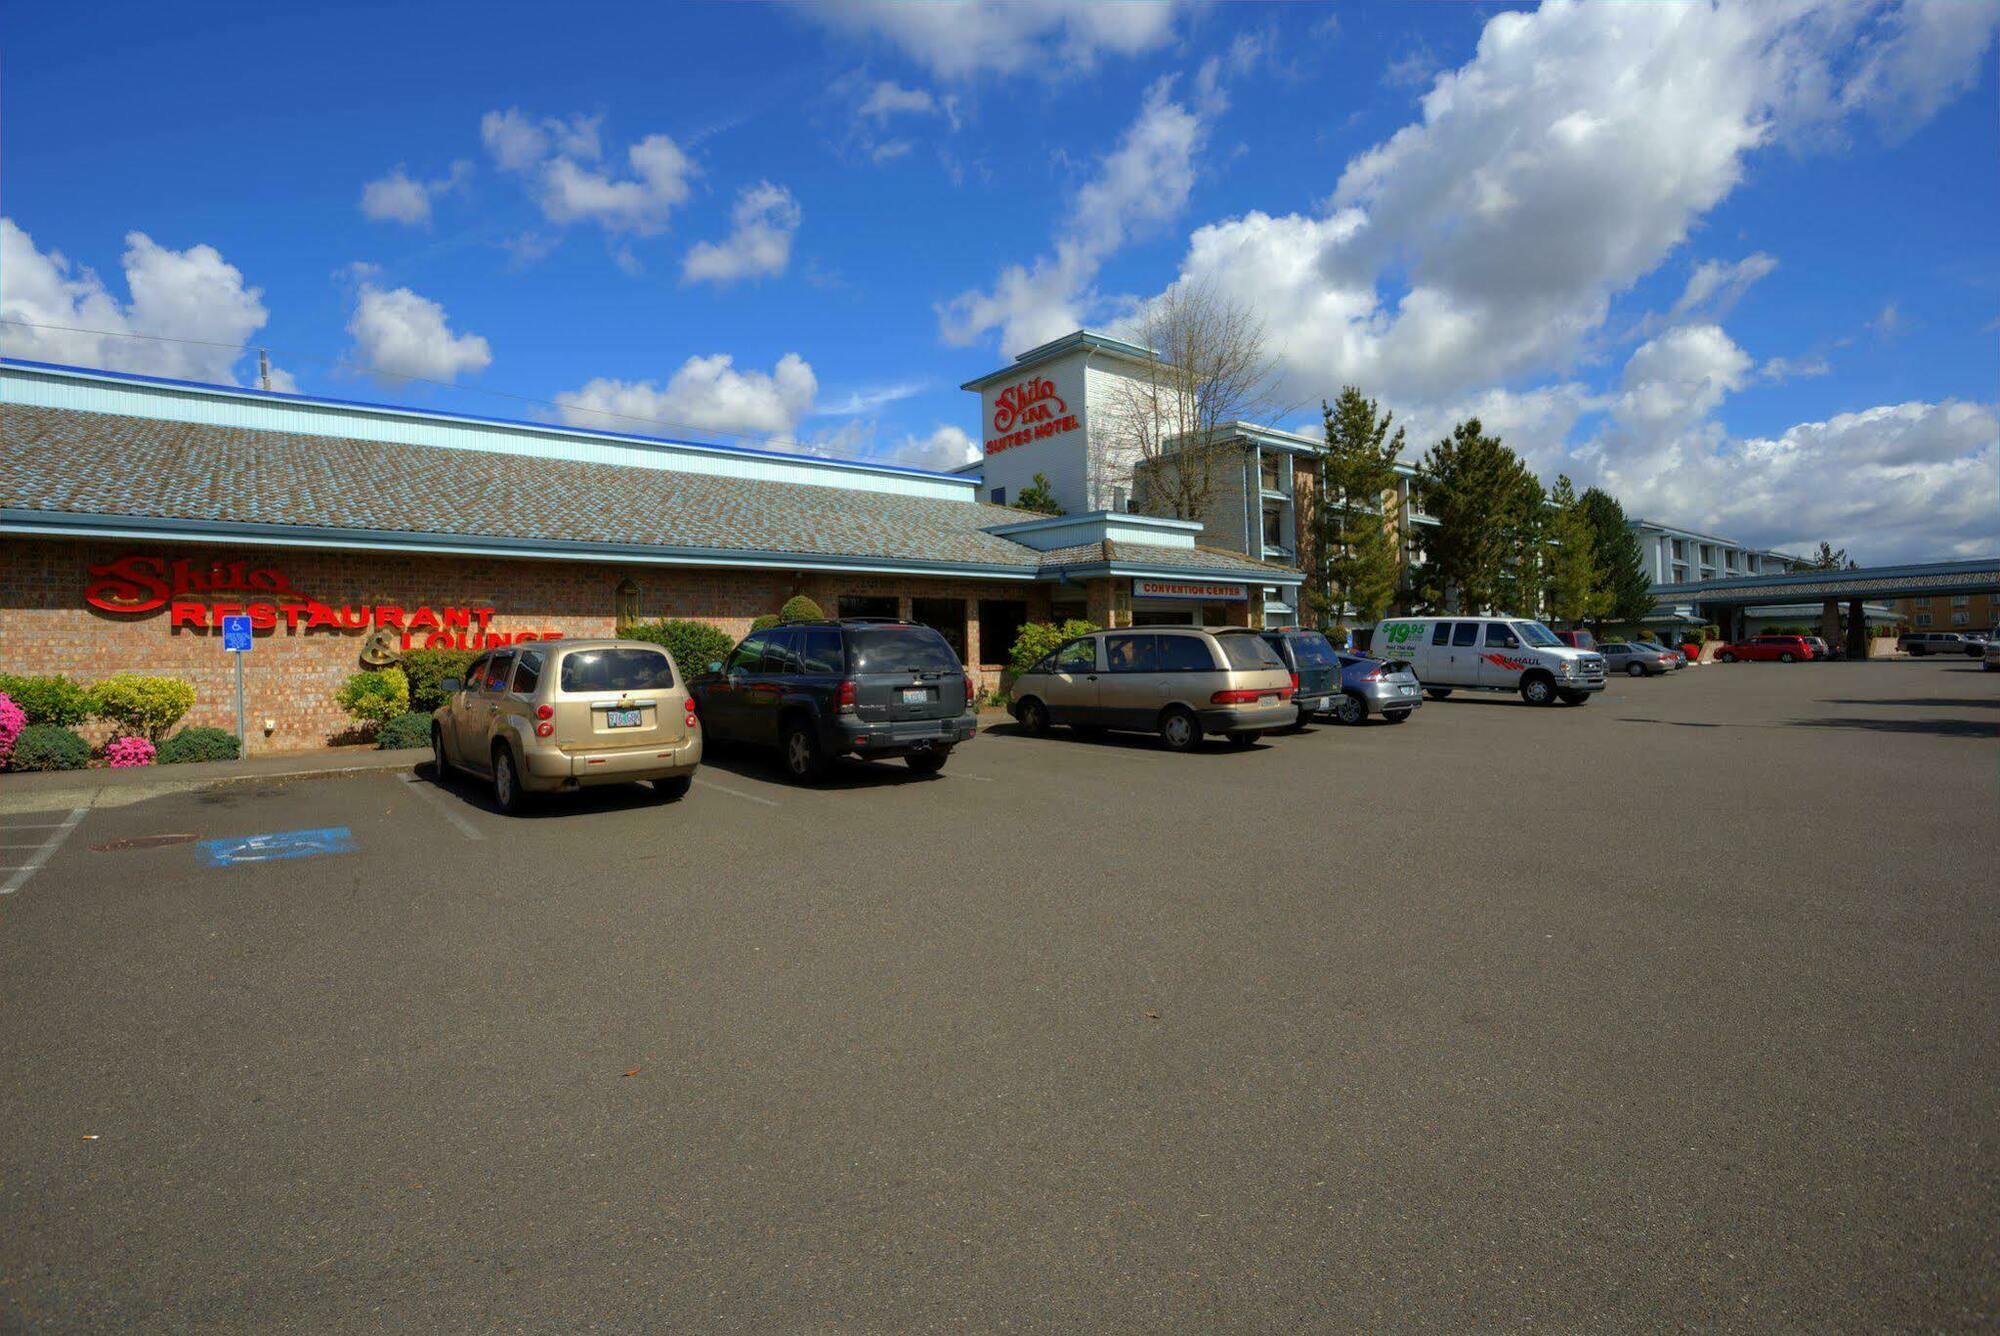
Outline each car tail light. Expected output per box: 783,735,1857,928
1277,684,1294,700
534,721,554,738
1288,672,1299,694
1360,668,1383,681
683,699,698,729
838,679,858,715
535,704,554,720
1211,688,1259,704
964,674,978,709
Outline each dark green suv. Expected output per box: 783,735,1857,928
688,620,978,781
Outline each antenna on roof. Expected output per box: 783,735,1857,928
258,349,271,392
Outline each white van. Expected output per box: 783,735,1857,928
1372,615,1607,706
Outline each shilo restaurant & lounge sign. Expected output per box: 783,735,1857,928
83,554,561,650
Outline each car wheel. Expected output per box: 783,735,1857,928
431,724,452,778
905,747,949,775
491,745,526,815
652,774,692,802
1158,706,1201,753
1016,697,1050,737
1520,674,1556,706
1332,693,1367,725
1226,732,1259,749
1719,651,1737,663
1627,662,1645,677
1382,710,1410,724
1779,652,1795,663
781,721,826,783
1425,688,1453,701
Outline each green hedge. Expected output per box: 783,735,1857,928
1009,619,1100,677
620,619,737,680
400,648,478,713
778,594,824,623
10,724,91,771
336,668,410,726
375,711,433,750
750,614,781,632
88,674,197,740
0,673,93,727
158,726,241,765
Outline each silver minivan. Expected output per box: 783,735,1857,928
1009,627,1295,751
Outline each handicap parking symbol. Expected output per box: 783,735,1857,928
199,826,354,868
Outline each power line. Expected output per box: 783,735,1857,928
0,315,851,457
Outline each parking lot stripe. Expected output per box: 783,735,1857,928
693,777,781,808
397,774,486,841
0,807,86,896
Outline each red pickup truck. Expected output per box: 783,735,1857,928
1716,635,1815,663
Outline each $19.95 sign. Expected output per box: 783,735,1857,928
83,553,561,650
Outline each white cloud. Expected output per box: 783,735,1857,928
887,424,979,471
940,76,1206,353
0,218,271,385
818,380,927,416
1760,353,1831,383
798,0,1187,80
682,182,801,286
554,352,817,440
359,161,471,226
483,108,696,237
1155,0,1997,406
1613,324,1755,441
858,80,937,121
346,283,492,384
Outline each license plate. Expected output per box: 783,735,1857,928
606,708,642,728
901,687,928,704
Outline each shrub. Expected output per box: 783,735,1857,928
158,726,241,765
620,618,738,680
375,711,433,751
400,648,478,713
0,693,24,768
1699,624,1721,642
1009,619,1100,677
778,594,824,623
335,668,410,727
88,674,196,740
103,735,157,768
750,614,781,632
10,724,91,772
0,673,94,727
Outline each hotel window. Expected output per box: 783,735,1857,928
1914,597,1931,607
1259,453,1284,492
1262,504,1285,552
990,487,1007,506
613,578,640,626
1952,611,1969,626
1916,613,1933,626
1952,595,1969,606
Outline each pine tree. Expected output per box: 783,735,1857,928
1306,388,1405,628
1543,475,1607,626
1014,472,1064,516
1577,487,1654,631
1416,418,1541,614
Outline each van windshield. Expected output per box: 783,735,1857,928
560,648,674,692
1514,622,1563,648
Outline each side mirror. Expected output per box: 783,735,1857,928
440,676,463,694
707,661,724,675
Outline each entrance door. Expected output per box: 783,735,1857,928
977,599,1028,671
911,597,967,664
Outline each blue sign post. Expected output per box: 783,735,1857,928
222,614,251,757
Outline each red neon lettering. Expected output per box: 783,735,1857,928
169,602,208,629
84,555,174,614
993,377,1066,433
248,603,278,631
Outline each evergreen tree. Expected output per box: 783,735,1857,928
1305,388,1405,627
1543,475,1608,626
1014,472,1064,516
1577,487,1655,631
1806,540,1849,570
1416,418,1541,614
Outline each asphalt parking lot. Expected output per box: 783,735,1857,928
2,658,1994,1330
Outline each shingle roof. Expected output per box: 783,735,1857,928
0,404,1302,585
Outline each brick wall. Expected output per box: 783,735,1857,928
0,538,1049,751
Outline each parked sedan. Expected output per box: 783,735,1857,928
1716,634,1815,663
1325,652,1423,724
1599,641,1673,677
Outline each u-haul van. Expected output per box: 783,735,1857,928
1372,615,1607,706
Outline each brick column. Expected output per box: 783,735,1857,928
1847,598,1868,659
1821,598,1842,655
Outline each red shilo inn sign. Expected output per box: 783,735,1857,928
83,553,560,650
986,375,1080,456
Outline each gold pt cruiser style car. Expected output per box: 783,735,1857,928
1008,626,1296,751
431,639,701,813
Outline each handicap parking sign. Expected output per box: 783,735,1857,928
199,827,354,868
221,614,253,652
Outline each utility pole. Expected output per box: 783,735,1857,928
258,349,271,392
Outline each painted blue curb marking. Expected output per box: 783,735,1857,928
199,826,354,868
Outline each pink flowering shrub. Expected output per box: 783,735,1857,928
0,693,25,767
103,735,157,768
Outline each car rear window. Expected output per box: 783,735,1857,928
1155,635,1214,671
848,626,959,672
1216,634,1284,670
1285,633,1338,668
559,648,675,693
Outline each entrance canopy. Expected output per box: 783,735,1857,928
1651,558,1999,607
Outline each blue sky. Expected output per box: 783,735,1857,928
4,0,1996,561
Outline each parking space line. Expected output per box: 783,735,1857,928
693,777,782,808
397,774,486,841
1,807,87,896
